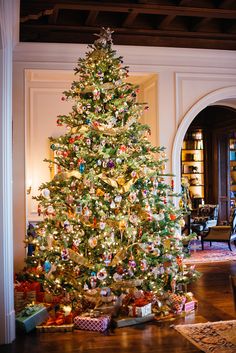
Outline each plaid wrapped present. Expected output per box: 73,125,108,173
168,292,186,314
74,313,110,332
14,281,40,313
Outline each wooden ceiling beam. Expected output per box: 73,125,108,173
85,10,99,26
20,23,236,40
20,26,236,50
122,10,139,27
21,2,236,21
190,18,212,32
48,6,58,25
158,15,176,29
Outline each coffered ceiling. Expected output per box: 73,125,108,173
20,0,236,50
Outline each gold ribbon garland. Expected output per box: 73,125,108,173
98,173,135,193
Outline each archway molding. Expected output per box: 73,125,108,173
172,86,236,195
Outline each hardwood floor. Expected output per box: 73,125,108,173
2,261,236,353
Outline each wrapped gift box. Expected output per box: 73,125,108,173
184,300,197,312
168,293,186,314
74,314,110,332
114,314,155,328
36,324,74,333
16,304,49,333
14,281,41,313
128,303,152,317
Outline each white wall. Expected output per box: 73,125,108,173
13,42,236,271
0,0,18,345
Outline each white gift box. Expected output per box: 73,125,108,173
128,303,152,317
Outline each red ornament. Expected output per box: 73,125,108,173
119,145,127,152
57,119,63,126
92,121,100,128
37,204,42,216
69,137,75,144
170,214,176,221
75,135,83,140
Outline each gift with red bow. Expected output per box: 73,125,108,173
14,280,41,313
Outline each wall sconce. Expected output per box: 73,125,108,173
27,185,32,195
26,178,32,195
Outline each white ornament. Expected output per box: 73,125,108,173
42,188,50,198
114,195,122,203
110,201,116,209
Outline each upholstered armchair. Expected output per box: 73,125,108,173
201,208,236,251
191,204,219,236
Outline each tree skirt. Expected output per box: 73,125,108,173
174,320,236,353
184,241,236,264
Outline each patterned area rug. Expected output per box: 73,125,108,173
184,240,236,264
175,320,236,353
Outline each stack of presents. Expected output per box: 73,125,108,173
14,278,198,334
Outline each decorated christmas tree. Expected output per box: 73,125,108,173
26,28,198,314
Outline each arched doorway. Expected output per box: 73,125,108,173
172,86,236,202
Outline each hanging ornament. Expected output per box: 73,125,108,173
114,195,122,203
79,163,85,173
154,212,165,221
129,214,138,225
170,214,176,221
86,138,91,146
57,118,63,126
37,204,42,216
36,262,43,274
107,160,115,168
43,260,51,273
128,255,136,268
83,207,92,218
116,158,122,164
96,188,105,197
76,102,83,114
99,221,106,230
140,259,148,271
179,218,185,227
97,159,102,166
61,248,69,261
113,272,123,282
102,160,107,168
142,190,148,198
119,220,127,232
97,268,107,281
88,237,98,248
90,276,97,289
69,137,75,144
72,239,81,250
110,200,116,209
46,206,55,217
103,254,112,266
42,188,50,198
93,89,100,100
128,192,137,203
